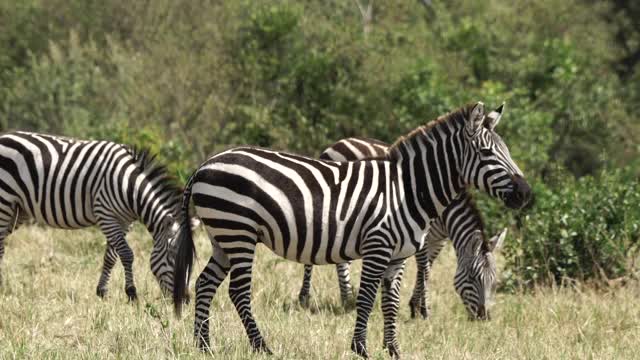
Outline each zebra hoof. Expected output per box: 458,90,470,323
419,305,429,319
251,338,272,355
409,301,418,319
341,296,356,311
387,345,401,359
298,291,310,308
125,286,138,302
409,300,429,320
197,339,211,352
383,341,401,359
96,287,108,298
351,338,369,359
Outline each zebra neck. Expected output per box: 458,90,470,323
395,127,465,221
132,175,175,237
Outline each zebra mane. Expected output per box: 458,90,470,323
385,103,473,160
127,146,183,214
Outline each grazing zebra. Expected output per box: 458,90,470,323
173,102,531,358
0,131,185,300
297,137,507,321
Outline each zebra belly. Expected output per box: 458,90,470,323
198,206,362,266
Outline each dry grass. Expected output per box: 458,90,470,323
1,225,639,359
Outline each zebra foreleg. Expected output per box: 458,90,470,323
298,265,313,307
112,238,137,301
351,251,392,359
98,218,138,301
226,240,271,354
409,247,430,319
410,236,446,319
0,204,18,286
381,259,406,358
96,245,118,298
337,261,355,307
194,249,230,351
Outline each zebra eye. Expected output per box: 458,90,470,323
479,148,494,157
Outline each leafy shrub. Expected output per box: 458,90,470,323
0,0,639,290
224,4,373,155
1,32,113,136
497,168,640,288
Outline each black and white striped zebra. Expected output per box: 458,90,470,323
0,131,185,300
297,137,508,321
173,102,531,358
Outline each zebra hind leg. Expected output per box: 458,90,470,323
224,237,271,354
381,259,406,358
298,264,313,308
337,261,355,308
351,251,392,359
96,245,118,298
194,248,230,351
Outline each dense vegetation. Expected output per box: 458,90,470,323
1,0,639,286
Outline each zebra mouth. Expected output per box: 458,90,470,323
504,175,532,209
468,306,491,321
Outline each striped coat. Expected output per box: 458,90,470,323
298,137,508,321
0,131,183,300
173,102,531,358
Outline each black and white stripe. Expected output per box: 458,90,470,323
0,131,183,300
298,137,508,321
173,102,531,358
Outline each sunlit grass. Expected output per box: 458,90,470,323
0,225,638,359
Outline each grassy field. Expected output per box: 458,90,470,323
0,225,639,359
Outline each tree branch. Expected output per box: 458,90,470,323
353,0,373,39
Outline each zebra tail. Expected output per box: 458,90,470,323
173,172,197,316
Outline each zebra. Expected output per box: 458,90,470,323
172,102,531,358
297,137,508,321
0,131,188,301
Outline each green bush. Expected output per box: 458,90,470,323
499,168,640,288
0,0,639,289
1,32,113,137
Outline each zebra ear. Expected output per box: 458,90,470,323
487,228,507,252
466,101,485,135
464,230,484,257
484,102,505,131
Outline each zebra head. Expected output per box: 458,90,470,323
454,228,506,320
150,214,182,296
152,215,202,296
461,102,532,209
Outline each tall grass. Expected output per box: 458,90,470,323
0,225,638,359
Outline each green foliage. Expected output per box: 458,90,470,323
0,0,51,74
1,32,112,137
490,169,640,289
